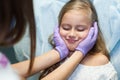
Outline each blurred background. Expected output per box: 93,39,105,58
0,47,18,64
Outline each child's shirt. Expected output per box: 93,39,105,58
68,62,118,80
0,52,20,80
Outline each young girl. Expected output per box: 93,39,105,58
40,0,118,80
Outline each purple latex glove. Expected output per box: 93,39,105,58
53,26,69,60
76,22,98,56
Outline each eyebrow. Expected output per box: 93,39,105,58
61,24,71,27
61,23,90,28
76,24,88,28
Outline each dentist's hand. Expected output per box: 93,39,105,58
76,22,98,56
53,26,69,60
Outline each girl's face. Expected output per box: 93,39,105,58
60,10,92,51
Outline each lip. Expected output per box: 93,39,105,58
66,39,78,44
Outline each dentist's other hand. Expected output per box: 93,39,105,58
76,22,98,56
53,26,69,60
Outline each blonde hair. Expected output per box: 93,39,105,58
59,0,97,25
40,0,109,79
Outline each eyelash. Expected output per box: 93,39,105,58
77,28,85,31
62,26,70,30
62,26,85,32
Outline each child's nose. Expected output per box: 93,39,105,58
68,30,76,39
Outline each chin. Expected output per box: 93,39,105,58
69,47,76,52
67,44,77,51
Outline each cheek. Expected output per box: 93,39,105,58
83,32,88,39
78,30,89,42
59,28,67,38
59,28,68,45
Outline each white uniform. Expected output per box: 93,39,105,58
69,62,118,80
0,52,20,80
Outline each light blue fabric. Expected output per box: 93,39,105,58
13,0,120,80
92,0,120,79
33,0,70,56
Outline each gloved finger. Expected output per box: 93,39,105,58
54,26,59,35
92,22,98,40
86,27,94,40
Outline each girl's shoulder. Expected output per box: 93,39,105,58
80,52,109,66
69,52,118,80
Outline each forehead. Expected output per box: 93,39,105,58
62,10,92,25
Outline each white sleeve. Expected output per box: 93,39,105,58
108,71,118,80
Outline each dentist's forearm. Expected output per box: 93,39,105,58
12,49,60,78
41,51,83,80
